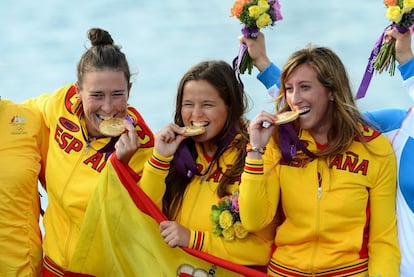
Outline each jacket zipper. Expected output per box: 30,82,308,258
61,143,91,267
310,171,323,273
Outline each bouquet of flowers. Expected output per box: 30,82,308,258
373,0,414,76
230,0,283,74
210,192,248,241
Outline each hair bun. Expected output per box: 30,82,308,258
88,28,114,46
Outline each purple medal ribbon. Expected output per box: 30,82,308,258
279,122,316,161
235,43,248,74
356,23,408,100
355,29,386,100
174,125,238,180
234,26,260,74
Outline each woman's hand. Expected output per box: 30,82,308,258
115,120,140,163
385,27,414,65
154,123,187,157
248,110,276,158
159,221,191,248
239,31,271,72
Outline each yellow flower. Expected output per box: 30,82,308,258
386,6,403,23
256,13,272,28
219,210,234,229
403,0,414,12
257,0,270,13
222,226,235,240
233,221,248,239
248,5,261,19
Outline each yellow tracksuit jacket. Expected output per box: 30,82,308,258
239,127,400,276
140,135,277,266
0,99,48,276
27,84,154,270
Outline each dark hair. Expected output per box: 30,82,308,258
163,60,249,219
76,28,131,89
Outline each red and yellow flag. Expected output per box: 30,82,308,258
65,155,267,277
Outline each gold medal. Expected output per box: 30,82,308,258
183,126,206,136
275,111,299,125
99,118,125,137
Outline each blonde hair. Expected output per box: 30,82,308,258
275,44,367,157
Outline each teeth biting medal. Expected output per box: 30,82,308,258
183,125,206,136
99,117,125,137
274,111,299,125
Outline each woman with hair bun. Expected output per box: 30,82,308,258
26,28,154,276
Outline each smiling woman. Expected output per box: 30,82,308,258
239,44,400,276
76,70,130,139
23,28,154,276
136,60,277,270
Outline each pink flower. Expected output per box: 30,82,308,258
273,0,283,21
232,195,239,212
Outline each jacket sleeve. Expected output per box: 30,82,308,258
363,59,414,131
399,57,414,102
363,108,408,133
257,62,281,98
22,87,69,187
35,107,49,187
238,139,280,232
140,151,277,266
137,150,172,210
22,85,74,130
187,225,275,266
367,138,400,276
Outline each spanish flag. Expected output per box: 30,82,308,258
66,155,268,277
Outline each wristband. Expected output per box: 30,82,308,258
246,143,266,154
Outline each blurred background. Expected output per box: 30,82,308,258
1,0,412,133
2,1,411,229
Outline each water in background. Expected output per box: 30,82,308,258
1,1,412,221
1,0,412,132
0,0,411,234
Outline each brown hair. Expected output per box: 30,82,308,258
76,28,131,89
163,60,250,219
